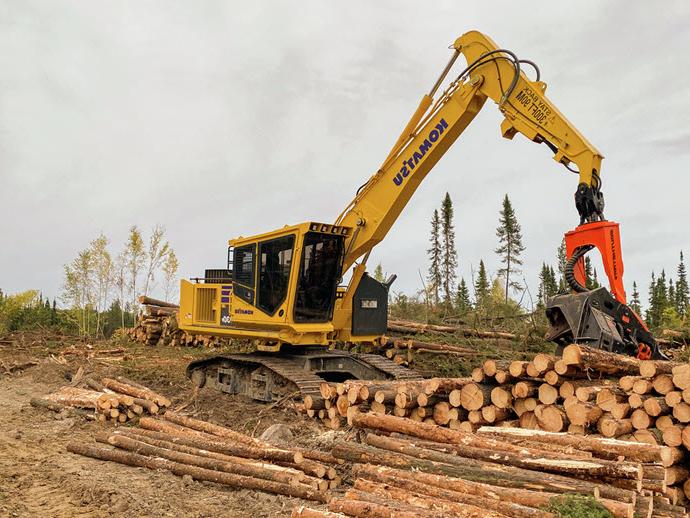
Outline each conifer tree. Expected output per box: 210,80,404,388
455,278,472,315
584,257,600,290
646,272,657,326
426,209,442,306
495,194,525,302
676,251,689,316
669,279,676,309
474,260,490,309
440,193,458,308
630,282,642,315
556,240,568,292
538,263,558,306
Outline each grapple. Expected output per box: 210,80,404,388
545,221,666,360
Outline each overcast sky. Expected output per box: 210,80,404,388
1,1,689,309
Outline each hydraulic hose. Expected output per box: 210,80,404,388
564,245,594,293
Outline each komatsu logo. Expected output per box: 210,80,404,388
393,118,448,187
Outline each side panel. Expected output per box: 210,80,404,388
351,274,388,336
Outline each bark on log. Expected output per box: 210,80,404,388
478,426,681,466
332,440,635,503
43,387,103,409
352,464,632,518
100,432,302,486
352,478,511,518
328,495,428,518
562,344,640,376
134,420,300,464
101,378,170,407
365,433,641,480
67,441,327,502
138,295,179,308
162,411,259,446
292,507,347,518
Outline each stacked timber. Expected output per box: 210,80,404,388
66,411,338,502
32,376,170,424
126,295,229,347
318,412,688,518
300,344,690,510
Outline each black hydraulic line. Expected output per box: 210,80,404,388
564,245,594,293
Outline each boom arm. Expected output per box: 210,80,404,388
335,30,605,276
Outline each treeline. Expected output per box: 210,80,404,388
383,192,688,334
61,225,179,337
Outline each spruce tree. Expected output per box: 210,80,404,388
669,279,676,309
455,278,472,315
556,240,568,292
630,282,642,315
495,195,525,302
426,209,442,306
538,263,558,307
584,257,600,290
440,193,458,308
373,263,385,283
474,260,490,309
646,272,657,326
676,251,689,316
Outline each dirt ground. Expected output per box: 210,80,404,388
0,335,341,517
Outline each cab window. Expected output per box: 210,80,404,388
257,235,294,315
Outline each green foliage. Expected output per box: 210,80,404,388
0,290,76,335
676,251,688,316
474,260,490,310
546,494,613,518
455,278,472,315
373,263,386,283
556,239,568,292
426,209,442,306
584,257,600,290
440,192,458,308
630,281,641,315
538,263,558,307
495,194,525,302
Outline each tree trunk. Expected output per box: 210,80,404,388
477,426,682,466
67,441,327,502
562,344,640,376
101,378,170,407
332,440,634,503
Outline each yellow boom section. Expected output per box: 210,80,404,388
335,30,604,274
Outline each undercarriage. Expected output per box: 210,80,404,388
186,347,421,402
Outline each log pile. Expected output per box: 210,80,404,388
299,344,690,512
318,412,689,518
33,376,170,424
126,296,229,347
66,411,338,502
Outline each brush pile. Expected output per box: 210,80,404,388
126,295,229,347
66,411,339,503
300,344,690,511
31,376,170,424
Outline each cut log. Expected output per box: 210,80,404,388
101,378,170,407
652,374,675,395
655,415,674,432
666,391,683,408
328,495,425,518
672,364,690,390
509,361,528,378
481,405,510,424
566,402,603,427
459,383,493,411
490,386,512,409
66,441,327,502
562,344,640,376
512,381,537,399
138,295,179,308
478,426,681,466
100,432,302,486
532,354,555,374
673,402,690,423
639,360,679,378
332,440,635,502
292,507,346,518
43,387,103,409
534,405,568,432
519,411,539,430
598,416,634,437
471,367,484,382
630,409,652,430
662,425,683,447
596,387,626,412
632,379,654,395
353,464,632,518
538,384,559,405
351,479,509,518
611,403,631,420
162,411,258,446
643,397,670,417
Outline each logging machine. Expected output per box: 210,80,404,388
179,30,665,402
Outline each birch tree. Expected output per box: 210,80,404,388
126,226,146,310
162,248,179,302
143,224,170,297
90,233,112,336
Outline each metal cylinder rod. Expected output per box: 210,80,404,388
428,50,460,97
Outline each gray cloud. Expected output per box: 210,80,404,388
1,0,689,309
